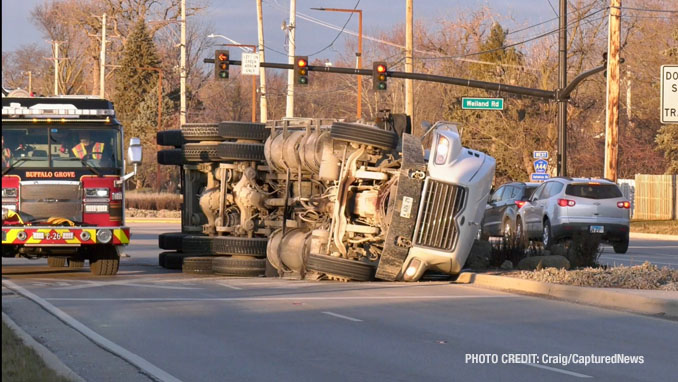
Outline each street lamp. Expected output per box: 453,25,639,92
208,34,258,122
311,7,363,120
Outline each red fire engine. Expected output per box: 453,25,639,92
2,95,142,275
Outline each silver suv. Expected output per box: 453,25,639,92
517,178,631,253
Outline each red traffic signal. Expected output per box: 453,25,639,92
215,50,229,80
294,56,309,85
373,61,388,91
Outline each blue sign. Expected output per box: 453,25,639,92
533,159,548,174
530,173,550,182
533,151,548,159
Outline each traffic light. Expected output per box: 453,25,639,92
215,50,229,80
373,62,387,91
294,56,309,85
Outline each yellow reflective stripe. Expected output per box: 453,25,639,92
113,229,129,244
3,230,19,244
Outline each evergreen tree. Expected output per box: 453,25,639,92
113,19,160,131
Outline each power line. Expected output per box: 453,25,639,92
507,0,601,36
303,0,361,57
621,6,678,13
417,7,608,61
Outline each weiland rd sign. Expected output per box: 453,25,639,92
462,97,504,110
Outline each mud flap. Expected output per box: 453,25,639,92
375,133,426,281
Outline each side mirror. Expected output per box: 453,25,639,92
127,137,142,165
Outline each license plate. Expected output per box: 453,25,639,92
46,232,62,240
590,225,604,234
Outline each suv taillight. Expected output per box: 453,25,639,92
515,200,527,208
557,198,576,207
617,201,630,209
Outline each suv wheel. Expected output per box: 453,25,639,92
503,220,512,237
516,218,526,243
542,219,553,248
613,235,629,254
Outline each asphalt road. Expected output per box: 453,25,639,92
599,234,678,269
2,223,677,382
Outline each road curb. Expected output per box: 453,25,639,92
456,272,678,318
630,232,678,241
2,311,86,382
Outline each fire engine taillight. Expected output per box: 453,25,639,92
112,192,123,201
96,229,112,244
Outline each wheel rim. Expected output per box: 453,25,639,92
516,222,523,240
543,224,549,246
504,222,511,236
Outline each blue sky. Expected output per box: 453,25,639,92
2,0,555,62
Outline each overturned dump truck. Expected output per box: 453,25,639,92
157,114,495,281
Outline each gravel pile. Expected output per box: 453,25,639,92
125,208,181,218
507,262,678,291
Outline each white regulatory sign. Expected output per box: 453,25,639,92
241,53,260,76
661,65,678,124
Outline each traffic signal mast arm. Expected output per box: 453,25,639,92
204,58,606,101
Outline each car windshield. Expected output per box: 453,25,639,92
523,186,538,199
565,184,622,199
2,125,122,169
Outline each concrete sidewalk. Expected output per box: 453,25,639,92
456,272,678,318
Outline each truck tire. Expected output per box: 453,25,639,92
68,259,85,268
159,232,186,251
157,149,183,166
212,257,265,277
90,246,119,276
306,254,375,281
216,142,266,161
157,130,184,147
182,257,214,274
162,252,190,270
47,256,67,267
182,143,221,162
182,236,267,257
330,122,398,150
182,122,269,142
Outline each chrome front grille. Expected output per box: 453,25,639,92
413,179,466,250
20,181,82,221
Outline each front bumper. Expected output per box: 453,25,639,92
2,226,130,246
551,222,629,242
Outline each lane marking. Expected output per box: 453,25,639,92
1,279,183,382
322,311,362,322
600,256,678,266
217,282,242,290
43,295,513,302
524,363,592,378
53,280,199,291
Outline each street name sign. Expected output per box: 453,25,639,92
530,173,550,182
462,97,504,110
661,65,678,124
533,151,548,159
241,53,260,75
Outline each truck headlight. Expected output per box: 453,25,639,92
85,188,109,198
2,188,18,198
434,136,450,165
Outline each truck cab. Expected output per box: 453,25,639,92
2,96,142,275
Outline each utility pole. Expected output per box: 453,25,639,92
557,0,568,176
285,0,296,118
99,13,107,98
53,41,60,95
22,71,32,94
405,0,414,120
256,0,268,122
180,0,187,124
604,0,622,182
